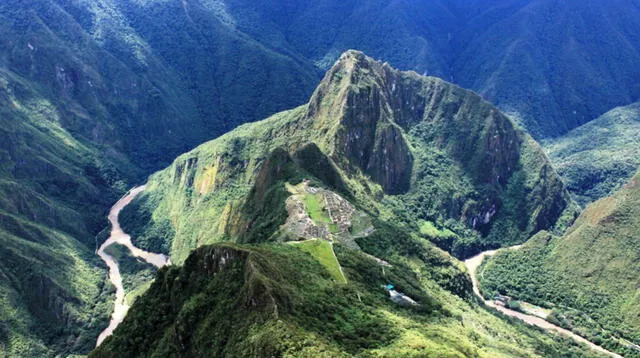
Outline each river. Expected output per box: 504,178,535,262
96,186,170,347
93,188,622,355
464,246,622,358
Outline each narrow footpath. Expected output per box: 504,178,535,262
96,186,170,347
465,246,622,358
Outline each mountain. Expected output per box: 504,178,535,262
0,0,321,170
544,102,640,206
0,50,136,356
0,0,319,354
91,53,596,356
212,0,640,137
2,1,638,355
479,171,640,356
119,50,576,264
90,241,603,357
449,0,640,136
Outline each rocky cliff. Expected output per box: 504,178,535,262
122,50,577,261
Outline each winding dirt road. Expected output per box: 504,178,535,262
96,186,169,347
465,246,622,358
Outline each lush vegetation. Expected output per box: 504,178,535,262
2,1,639,356
122,51,576,267
91,241,606,357
544,102,640,206
0,41,136,355
479,172,640,357
103,243,156,304
290,239,346,284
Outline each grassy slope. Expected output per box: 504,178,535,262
91,242,605,358
544,102,640,206
479,172,640,357
290,240,346,284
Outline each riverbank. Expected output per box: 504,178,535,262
464,246,622,358
96,186,170,347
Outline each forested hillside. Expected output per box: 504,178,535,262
1,0,639,356
544,102,640,206
480,171,640,356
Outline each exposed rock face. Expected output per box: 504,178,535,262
172,157,199,187
129,50,576,261
307,50,522,195
308,51,414,194
194,245,249,277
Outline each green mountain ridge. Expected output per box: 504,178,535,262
121,50,577,264
544,102,640,206
91,51,609,355
90,240,607,357
0,61,136,356
479,171,640,356
1,1,638,355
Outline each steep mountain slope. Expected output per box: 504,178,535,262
544,102,640,206
0,60,139,356
2,1,637,355
480,172,640,356
451,0,640,136
0,0,319,169
214,0,640,137
91,241,606,357
0,0,318,355
121,51,576,264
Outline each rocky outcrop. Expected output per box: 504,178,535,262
132,50,575,262
306,50,522,195
189,245,249,277
307,51,414,194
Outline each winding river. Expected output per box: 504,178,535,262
465,247,622,358
93,188,622,356
96,186,170,347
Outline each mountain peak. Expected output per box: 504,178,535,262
306,51,413,193
307,50,519,195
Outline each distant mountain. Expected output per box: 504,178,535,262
544,102,640,206
480,171,640,356
219,0,640,137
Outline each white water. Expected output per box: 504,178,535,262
96,186,170,347
465,246,622,358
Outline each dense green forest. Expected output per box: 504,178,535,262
0,0,639,356
544,102,640,206
92,234,606,357
480,172,640,357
